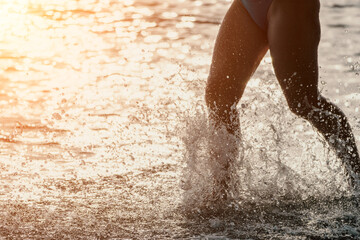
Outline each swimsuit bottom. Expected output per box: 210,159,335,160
241,0,273,31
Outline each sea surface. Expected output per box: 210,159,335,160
0,0,360,239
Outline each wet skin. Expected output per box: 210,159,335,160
205,0,360,194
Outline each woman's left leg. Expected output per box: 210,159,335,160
206,0,268,200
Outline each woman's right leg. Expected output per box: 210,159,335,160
268,0,360,186
205,0,268,199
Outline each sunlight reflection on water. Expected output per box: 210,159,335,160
0,0,217,198
0,0,359,238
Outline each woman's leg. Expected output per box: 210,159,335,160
205,0,268,199
268,0,360,185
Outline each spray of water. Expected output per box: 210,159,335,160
177,73,351,216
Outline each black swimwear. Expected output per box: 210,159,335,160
241,0,273,31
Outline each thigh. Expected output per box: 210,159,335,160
267,0,321,106
206,0,269,106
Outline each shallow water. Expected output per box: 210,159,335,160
0,0,360,239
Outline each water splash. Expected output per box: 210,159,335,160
179,75,351,216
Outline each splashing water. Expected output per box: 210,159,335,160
176,72,360,238
179,73,352,214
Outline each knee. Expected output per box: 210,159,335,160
288,101,310,119
286,96,317,119
287,94,331,119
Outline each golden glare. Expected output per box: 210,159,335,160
0,0,198,186
0,0,359,238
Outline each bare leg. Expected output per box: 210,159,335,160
268,0,360,185
205,0,268,199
